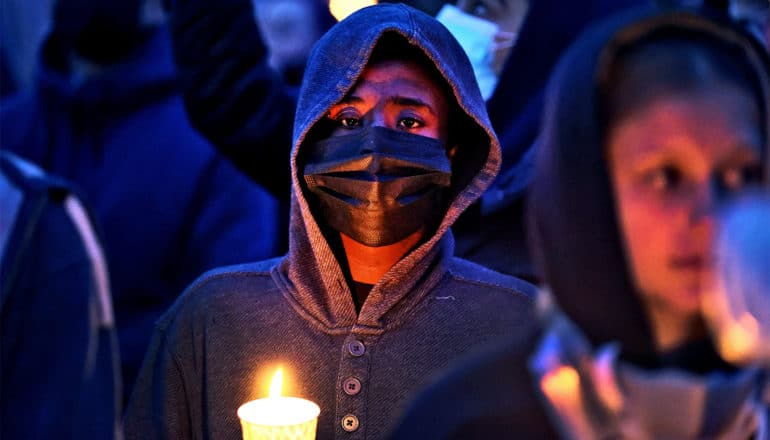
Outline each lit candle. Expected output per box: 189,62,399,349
237,369,321,440
539,365,595,437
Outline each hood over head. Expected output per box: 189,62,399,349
281,3,500,329
487,0,643,165
481,0,645,215
530,6,770,365
35,26,178,124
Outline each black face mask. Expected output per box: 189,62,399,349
303,126,452,247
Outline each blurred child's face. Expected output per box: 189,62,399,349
607,83,764,325
253,0,322,73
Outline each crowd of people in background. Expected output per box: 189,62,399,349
1,0,768,438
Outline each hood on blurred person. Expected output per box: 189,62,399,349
50,0,165,65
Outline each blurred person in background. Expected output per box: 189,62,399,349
0,0,53,94
252,0,335,89
0,0,282,401
392,6,770,438
164,0,309,201
730,0,770,45
1,151,121,439
435,0,643,280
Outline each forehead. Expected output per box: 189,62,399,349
346,59,449,103
609,84,763,160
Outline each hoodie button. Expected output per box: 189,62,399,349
348,340,365,357
343,377,362,395
341,414,359,432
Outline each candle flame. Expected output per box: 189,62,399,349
540,366,595,436
269,369,283,398
540,365,580,403
719,313,759,363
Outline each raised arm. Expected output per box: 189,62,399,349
167,0,295,199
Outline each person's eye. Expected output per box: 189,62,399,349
719,165,763,192
330,109,362,129
645,165,682,192
337,116,361,129
397,117,424,130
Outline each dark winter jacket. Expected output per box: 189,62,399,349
391,7,770,439
0,26,282,398
0,152,121,439
124,4,536,439
453,0,644,280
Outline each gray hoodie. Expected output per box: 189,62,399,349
125,4,536,439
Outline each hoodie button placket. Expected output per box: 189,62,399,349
343,377,362,396
348,340,365,356
337,335,371,438
341,414,359,432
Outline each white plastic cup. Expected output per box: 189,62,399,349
237,396,320,440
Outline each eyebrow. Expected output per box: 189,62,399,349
387,96,436,116
330,95,436,115
334,96,364,106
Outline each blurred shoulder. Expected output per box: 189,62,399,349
392,326,556,439
447,257,537,299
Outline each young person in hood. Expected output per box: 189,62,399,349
391,6,770,439
124,4,536,439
